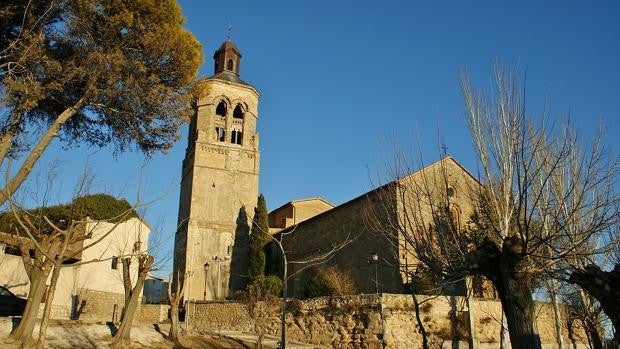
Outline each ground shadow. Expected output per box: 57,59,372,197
228,206,250,294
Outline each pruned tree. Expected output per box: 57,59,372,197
167,271,187,344
0,0,203,205
111,253,154,348
3,190,144,348
367,65,618,349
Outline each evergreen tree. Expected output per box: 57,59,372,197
248,194,269,280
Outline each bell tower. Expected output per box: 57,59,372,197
174,38,260,300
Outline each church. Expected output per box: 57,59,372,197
173,39,480,301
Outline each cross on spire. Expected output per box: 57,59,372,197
227,22,232,40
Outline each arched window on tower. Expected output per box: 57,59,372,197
216,101,227,117
233,104,244,119
227,59,234,71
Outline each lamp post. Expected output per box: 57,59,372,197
370,252,379,294
203,261,210,300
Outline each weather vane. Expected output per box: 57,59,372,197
227,22,232,40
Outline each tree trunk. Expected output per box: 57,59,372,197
493,238,542,349
468,237,542,349
0,100,84,206
581,317,603,349
168,271,186,344
168,301,180,343
120,257,132,319
569,264,620,343
9,267,51,344
412,292,430,349
549,281,564,349
36,265,61,349
111,255,153,348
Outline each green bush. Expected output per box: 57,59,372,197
251,275,283,298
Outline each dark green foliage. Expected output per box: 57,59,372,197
304,273,330,298
1,0,203,155
0,193,138,235
250,275,283,298
248,194,269,280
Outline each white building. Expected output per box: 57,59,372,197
0,217,150,321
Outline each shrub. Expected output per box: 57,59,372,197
251,275,283,298
304,266,357,298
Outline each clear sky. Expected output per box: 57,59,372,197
22,1,620,276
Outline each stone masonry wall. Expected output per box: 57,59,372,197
136,304,170,324
187,294,588,349
188,301,253,332
75,288,126,322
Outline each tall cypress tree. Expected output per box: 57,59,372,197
248,194,269,280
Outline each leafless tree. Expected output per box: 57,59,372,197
260,223,355,349
367,66,618,348
2,164,154,348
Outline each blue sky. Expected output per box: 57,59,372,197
21,1,620,275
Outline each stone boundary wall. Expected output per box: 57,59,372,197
74,288,126,322
187,294,589,349
187,301,253,332
136,304,170,324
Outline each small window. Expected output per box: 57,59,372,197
215,127,226,142
231,130,243,145
233,104,244,119
111,257,118,270
227,245,231,255
227,59,234,71
216,101,227,117
447,186,456,198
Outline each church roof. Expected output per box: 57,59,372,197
274,156,480,235
218,38,240,53
209,70,251,86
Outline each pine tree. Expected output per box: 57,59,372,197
249,194,269,280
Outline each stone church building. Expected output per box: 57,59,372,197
173,39,479,301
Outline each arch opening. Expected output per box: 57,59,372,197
216,101,227,117
233,104,244,119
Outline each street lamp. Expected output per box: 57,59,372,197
370,252,379,294
203,261,210,300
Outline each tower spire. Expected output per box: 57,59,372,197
213,36,242,76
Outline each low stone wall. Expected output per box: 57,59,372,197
187,294,588,349
74,288,126,322
136,304,170,324
187,301,253,332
